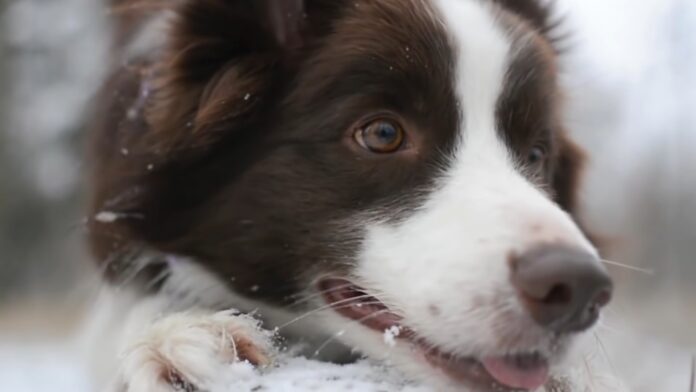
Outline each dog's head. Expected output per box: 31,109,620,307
93,0,613,390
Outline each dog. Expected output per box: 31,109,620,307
84,1,619,391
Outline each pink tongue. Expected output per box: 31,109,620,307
482,357,549,391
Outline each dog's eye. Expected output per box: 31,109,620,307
354,119,405,153
527,145,547,166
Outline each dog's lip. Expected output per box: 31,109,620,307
317,278,551,392
317,278,402,331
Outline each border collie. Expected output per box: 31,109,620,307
84,1,618,391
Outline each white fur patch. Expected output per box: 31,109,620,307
79,257,277,392
320,0,604,389
80,256,341,391
120,310,273,392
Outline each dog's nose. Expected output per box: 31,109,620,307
510,245,613,333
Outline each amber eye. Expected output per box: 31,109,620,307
354,119,405,153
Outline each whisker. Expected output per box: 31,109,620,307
274,294,375,331
286,283,355,308
596,320,627,336
583,357,597,391
293,301,387,320
312,309,391,358
312,329,347,358
601,259,655,275
593,332,618,377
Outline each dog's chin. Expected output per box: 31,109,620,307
318,278,571,392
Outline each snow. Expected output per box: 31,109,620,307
94,211,143,223
94,211,121,223
0,343,90,392
0,341,430,392
0,332,691,392
210,356,429,392
383,326,402,348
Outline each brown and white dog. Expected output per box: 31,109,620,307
84,1,618,391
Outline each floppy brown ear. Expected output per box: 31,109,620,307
492,0,552,31
553,134,586,214
492,0,565,51
553,134,603,247
88,0,319,265
144,0,311,157
261,0,306,49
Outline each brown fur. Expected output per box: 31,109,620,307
88,0,588,305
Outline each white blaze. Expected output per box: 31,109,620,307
352,0,597,360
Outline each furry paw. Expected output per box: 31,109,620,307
118,311,274,392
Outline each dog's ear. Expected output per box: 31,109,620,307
88,0,345,262
553,134,585,214
144,0,321,158
492,0,561,43
260,0,306,50
553,134,602,246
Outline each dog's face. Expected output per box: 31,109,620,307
93,0,613,390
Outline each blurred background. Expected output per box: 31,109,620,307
0,0,693,390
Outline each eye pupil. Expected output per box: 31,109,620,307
355,119,405,153
377,124,396,140
528,146,546,165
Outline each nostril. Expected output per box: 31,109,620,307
541,284,572,305
510,244,614,333
593,288,612,308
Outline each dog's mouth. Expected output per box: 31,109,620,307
318,278,551,392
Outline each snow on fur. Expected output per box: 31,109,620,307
210,356,429,392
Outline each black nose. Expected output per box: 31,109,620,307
510,245,613,333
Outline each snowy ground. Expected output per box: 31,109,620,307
0,343,91,392
0,341,430,392
0,329,692,392
207,357,430,392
